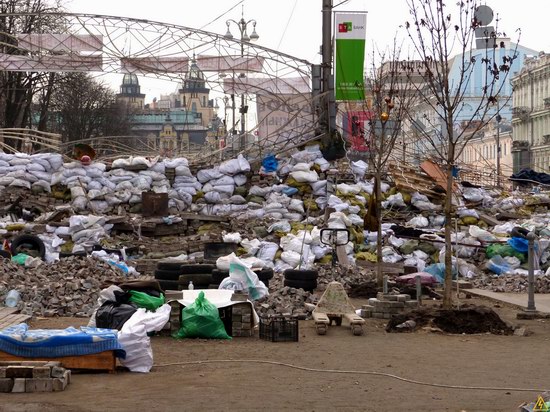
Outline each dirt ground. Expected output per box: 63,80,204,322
2,296,549,412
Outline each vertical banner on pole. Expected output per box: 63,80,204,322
334,13,366,101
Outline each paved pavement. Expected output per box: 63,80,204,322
466,288,550,313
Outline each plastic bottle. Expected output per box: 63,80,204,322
188,281,194,290
5,289,20,308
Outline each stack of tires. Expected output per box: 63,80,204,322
154,260,186,291
211,267,274,289
283,269,318,292
178,264,216,290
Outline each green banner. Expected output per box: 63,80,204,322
335,39,365,101
334,13,366,101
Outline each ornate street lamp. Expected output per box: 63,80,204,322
224,8,259,152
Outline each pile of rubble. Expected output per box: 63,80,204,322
0,256,143,317
255,285,316,319
472,273,550,293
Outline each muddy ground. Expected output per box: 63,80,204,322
2,296,549,412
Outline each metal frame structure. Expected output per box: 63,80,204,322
0,12,317,163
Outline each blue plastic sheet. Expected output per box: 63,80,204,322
262,154,278,173
507,237,529,254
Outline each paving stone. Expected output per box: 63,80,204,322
0,378,14,393
32,367,52,379
26,378,53,393
11,379,26,393
6,366,33,379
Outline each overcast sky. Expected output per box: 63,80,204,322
65,0,549,100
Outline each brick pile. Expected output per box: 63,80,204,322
231,303,253,337
0,361,70,393
360,293,418,319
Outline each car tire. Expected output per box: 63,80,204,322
156,260,187,271
157,279,180,291
10,234,46,259
255,268,274,281
212,269,229,284
155,269,183,281
179,273,212,288
180,264,216,275
283,269,318,281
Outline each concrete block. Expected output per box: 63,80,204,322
0,367,6,378
388,301,405,308
232,307,243,315
377,293,398,301
371,312,385,319
241,322,251,330
26,378,53,393
51,366,65,379
232,314,242,322
64,370,71,385
242,314,251,323
6,366,33,379
368,298,379,306
52,377,68,392
396,294,411,302
383,313,392,319
32,367,52,379
11,379,26,393
0,378,14,393
20,361,49,367
361,304,374,311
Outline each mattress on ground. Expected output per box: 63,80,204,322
0,323,125,358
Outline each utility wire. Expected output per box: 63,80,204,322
276,0,298,50
199,0,244,30
153,359,548,393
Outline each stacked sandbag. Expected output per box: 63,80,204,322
192,155,250,216
165,157,197,210
0,153,63,194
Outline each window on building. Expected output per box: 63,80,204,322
192,103,197,112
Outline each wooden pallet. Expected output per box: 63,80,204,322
0,308,31,330
0,350,117,373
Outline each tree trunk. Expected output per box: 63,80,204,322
375,170,383,286
37,72,56,131
443,145,456,309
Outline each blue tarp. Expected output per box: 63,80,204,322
0,323,125,358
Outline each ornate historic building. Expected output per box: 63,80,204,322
511,52,550,173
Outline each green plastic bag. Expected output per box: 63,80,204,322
128,290,165,311
11,253,29,266
486,244,526,263
173,291,231,339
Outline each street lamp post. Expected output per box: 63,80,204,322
224,8,259,153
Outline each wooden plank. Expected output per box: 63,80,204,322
0,350,117,373
420,159,459,192
0,314,31,330
0,308,18,317
478,212,501,226
335,245,350,267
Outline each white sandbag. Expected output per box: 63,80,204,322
406,216,429,228
411,192,442,211
212,175,235,186
311,244,331,260
130,156,152,168
281,250,301,267
249,186,272,197
9,179,31,189
469,225,497,242
290,170,319,183
351,160,368,179
205,191,222,204
31,180,51,193
72,196,88,210
112,158,131,168
337,183,360,195
213,184,234,196
288,199,305,214
175,165,192,177
228,195,246,204
314,157,330,172
85,166,105,179
223,232,242,244
311,180,327,196
284,213,303,222
382,193,407,209
233,174,247,187
117,305,170,373
457,208,480,219
268,220,291,233
150,162,165,174
242,239,261,255
164,157,189,168
197,167,223,183
116,181,135,191
26,163,45,172
47,154,63,171
292,162,312,172
29,170,52,182
327,195,349,212
257,242,279,262
9,158,30,166
219,154,250,175
348,214,364,226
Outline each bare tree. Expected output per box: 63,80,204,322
49,73,131,143
404,0,519,308
360,45,419,285
0,0,64,138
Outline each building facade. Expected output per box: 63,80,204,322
511,52,550,173
116,57,221,157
